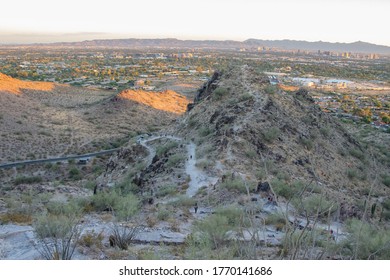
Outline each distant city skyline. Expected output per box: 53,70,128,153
1,0,389,46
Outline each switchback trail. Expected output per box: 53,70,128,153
137,134,218,197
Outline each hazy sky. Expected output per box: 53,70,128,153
1,0,389,45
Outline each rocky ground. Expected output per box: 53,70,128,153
1,65,389,260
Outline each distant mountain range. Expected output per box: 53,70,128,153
15,38,390,54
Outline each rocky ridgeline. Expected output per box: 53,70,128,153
178,65,389,218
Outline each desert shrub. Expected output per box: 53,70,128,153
263,127,280,143
382,199,390,211
299,137,314,150
215,206,248,228
382,211,390,221
255,169,266,180
157,207,171,221
166,154,185,168
349,148,365,161
238,92,254,102
156,142,178,157
381,174,390,187
68,167,82,180
220,177,247,193
265,212,287,231
198,126,212,137
14,176,42,185
46,201,83,217
292,194,337,218
196,144,214,159
195,159,213,170
264,84,277,94
156,185,177,197
109,224,142,250
346,169,358,179
84,180,96,191
272,179,302,200
194,214,230,249
276,171,290,181
115,176,140,195
79,230,104,249
320,126,331,137
0,211,32,224
213,87,228,100
341,219,390,259
169,195,196,207
91,191,139,221
33,214,81,260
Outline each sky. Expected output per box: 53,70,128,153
1,0,389,46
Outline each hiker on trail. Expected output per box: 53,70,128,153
194,202,198,214
329,229,335,241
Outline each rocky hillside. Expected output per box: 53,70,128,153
117,89,190,114
0,74,182,163
178,65,389,211
2,67,389,260
93,65,389,259
0,73,57,94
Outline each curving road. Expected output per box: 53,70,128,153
0,148,120,169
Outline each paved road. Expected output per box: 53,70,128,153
0,148,120,169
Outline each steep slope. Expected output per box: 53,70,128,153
178,65,389,208
0,73,56,94
0,74,183,163
117,89,190,114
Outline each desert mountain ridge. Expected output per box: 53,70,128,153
0,73,188,163
117,89,190,114
0,72,57,94
101,64,390,224
13,38,390,54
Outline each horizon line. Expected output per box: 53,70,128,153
1,33,390,48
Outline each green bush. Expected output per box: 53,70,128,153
238,92,254,102
292,194,337,217
91,191,139,221
264,84,277,94
156,142,178,157
272,179,302,200
194,214,230,249
213,87,228,100
382,199,390,211
346,169,358,179
109,224,141,250
215,206,248,228
156,185,177,197
166,154,185,168
157,207,171,221
14,176,42,185
319,126,330,137
33,214,81,260
349,148,365,161
342,219,390,259
220,177,247,193
198,126,213,137
381,174,390,187
299,137,314,150
169,195,196,207
263,127,280,143
46,201,83,217
68,167,82,180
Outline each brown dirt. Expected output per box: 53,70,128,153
118,89,190,114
